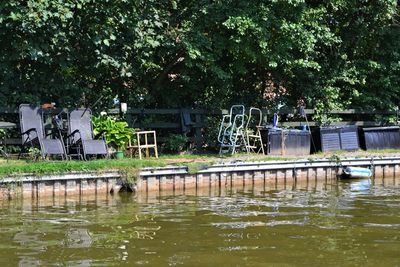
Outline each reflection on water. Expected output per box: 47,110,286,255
0,178,400,266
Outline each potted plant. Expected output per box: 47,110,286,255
92,115,135,159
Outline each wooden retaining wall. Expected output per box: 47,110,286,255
0,171,122,200
137,168,337,193
136,157,400,194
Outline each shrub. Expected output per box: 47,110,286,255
203,117,221,152
164,134,189,153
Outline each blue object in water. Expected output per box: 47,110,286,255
343,167,372,179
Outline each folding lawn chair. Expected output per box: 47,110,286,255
67,108,108,160
19,104,67,160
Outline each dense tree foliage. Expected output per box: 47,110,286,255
0,0,398,114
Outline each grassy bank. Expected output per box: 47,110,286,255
0,158,165,177
0,153,286,177
1,150,400,177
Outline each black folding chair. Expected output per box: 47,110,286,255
67,108,108,160
19,104,67,160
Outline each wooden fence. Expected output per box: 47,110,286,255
116,108,400,149
1,107,399,149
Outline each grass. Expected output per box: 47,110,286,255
0,158,166,177
364,149,400,154
0,152,283,178
1,149,400,178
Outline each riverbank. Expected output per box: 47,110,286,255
1,150,400,178
1,151,400,200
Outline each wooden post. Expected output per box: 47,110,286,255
154,132,158,158
145,132,149,157
126,108,133,127
137,132,142,159
195,113,202,150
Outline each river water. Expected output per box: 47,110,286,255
0,178,399,266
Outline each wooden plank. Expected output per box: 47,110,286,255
127,108,180,115
0,122,17,129
133,122,181,129
264,108,314,115
260,109,397,115
0,138,22,145
126,108,223,115
0,107,73,115
105,108,120,115
0,108,18,113
281,121,388,127
328,109,397,115
190,109,222,115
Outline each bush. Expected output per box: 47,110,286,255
202,117,221,152
164,134,189,153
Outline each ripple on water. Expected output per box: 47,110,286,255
212,219,305,229
218,245,266,252
35,218,90,224
363,223,400,229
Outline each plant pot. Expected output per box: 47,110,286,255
115,151,124,159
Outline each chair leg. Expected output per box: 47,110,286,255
77,146,84,161
18,138,32,159
154,146,158,158
18,149,23,160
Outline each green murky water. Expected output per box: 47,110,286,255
0,178,400,266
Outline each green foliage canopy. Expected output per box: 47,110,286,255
0,0,398,115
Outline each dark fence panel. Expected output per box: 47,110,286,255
340,126,360,151
260,128,310,156
360,126,400,150
320,128,341,152
314,126,359,153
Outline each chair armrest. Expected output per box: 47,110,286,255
21,128,37,136
20,128,39,145
67,129,80,138
67,129,82,145
94,130,107,140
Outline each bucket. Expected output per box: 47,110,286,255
115,151,124,159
